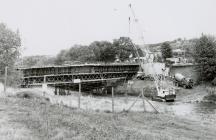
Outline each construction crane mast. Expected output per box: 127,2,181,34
128,4,144,74
128,3,176,102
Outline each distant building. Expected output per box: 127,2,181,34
172,49,185,58
166,58,181,64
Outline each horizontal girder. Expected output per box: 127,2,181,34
19,64,139,88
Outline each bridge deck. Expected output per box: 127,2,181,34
19,64,139,88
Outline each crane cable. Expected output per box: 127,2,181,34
128,4,149,54
128,4,143,72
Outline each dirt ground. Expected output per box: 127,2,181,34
0,92,216,140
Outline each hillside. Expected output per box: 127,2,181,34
142,38,197,54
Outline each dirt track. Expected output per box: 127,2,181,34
0,95,216,140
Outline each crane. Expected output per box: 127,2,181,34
128,3,176,102
128,4,145,76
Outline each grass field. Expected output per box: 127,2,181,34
0,90,215,140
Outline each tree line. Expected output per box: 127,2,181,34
159,34,216,82
55,37,144,65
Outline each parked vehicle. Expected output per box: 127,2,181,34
174,73,193,88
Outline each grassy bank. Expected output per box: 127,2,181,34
0,93,215,140
203,87,216,103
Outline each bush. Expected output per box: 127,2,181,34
211,78,216,86
203,87,216,103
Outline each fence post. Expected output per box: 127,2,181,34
141,88,146,112
4,66,8,94
78,82,81,109
112,86,114,113
42,75,47,96
54,86,57,95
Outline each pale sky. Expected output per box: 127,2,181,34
0,0,215,56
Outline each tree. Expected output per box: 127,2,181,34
55,37,143,64
22,55,56,67
113,37,140,61
100,45,116,63
161,42,172,60
67,45,95,62
89,41,115,63
0,23,21,68
0,23,21,85
55,49,69,65
194,35,216,81
55,44,95,65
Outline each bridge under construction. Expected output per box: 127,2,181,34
19,64,139,94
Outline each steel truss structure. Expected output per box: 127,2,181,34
19,64,139,89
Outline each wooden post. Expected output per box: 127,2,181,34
141,88,146,112
42,76,47,96
54,86,57,95
112,86,114,113
124,79,128,104
4,66,7,94
67,87,70,95
124,90,128,104
78,82,81,109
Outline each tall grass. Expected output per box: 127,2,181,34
204,87,216,102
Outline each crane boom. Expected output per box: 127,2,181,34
128,3,176,102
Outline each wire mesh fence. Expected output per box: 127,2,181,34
40,83,160,114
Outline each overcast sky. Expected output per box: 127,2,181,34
0,0,215,56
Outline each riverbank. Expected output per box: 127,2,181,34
203,86,216,104
0,92,216,140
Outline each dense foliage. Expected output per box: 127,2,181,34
21,55,56,67
55,45,95,65
55,37,143,64
161,42,172,60
0,23,21,69
0,23,21,85
194,35,216,81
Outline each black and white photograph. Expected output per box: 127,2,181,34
0,0,215,139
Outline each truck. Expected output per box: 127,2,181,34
174,73,193,89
